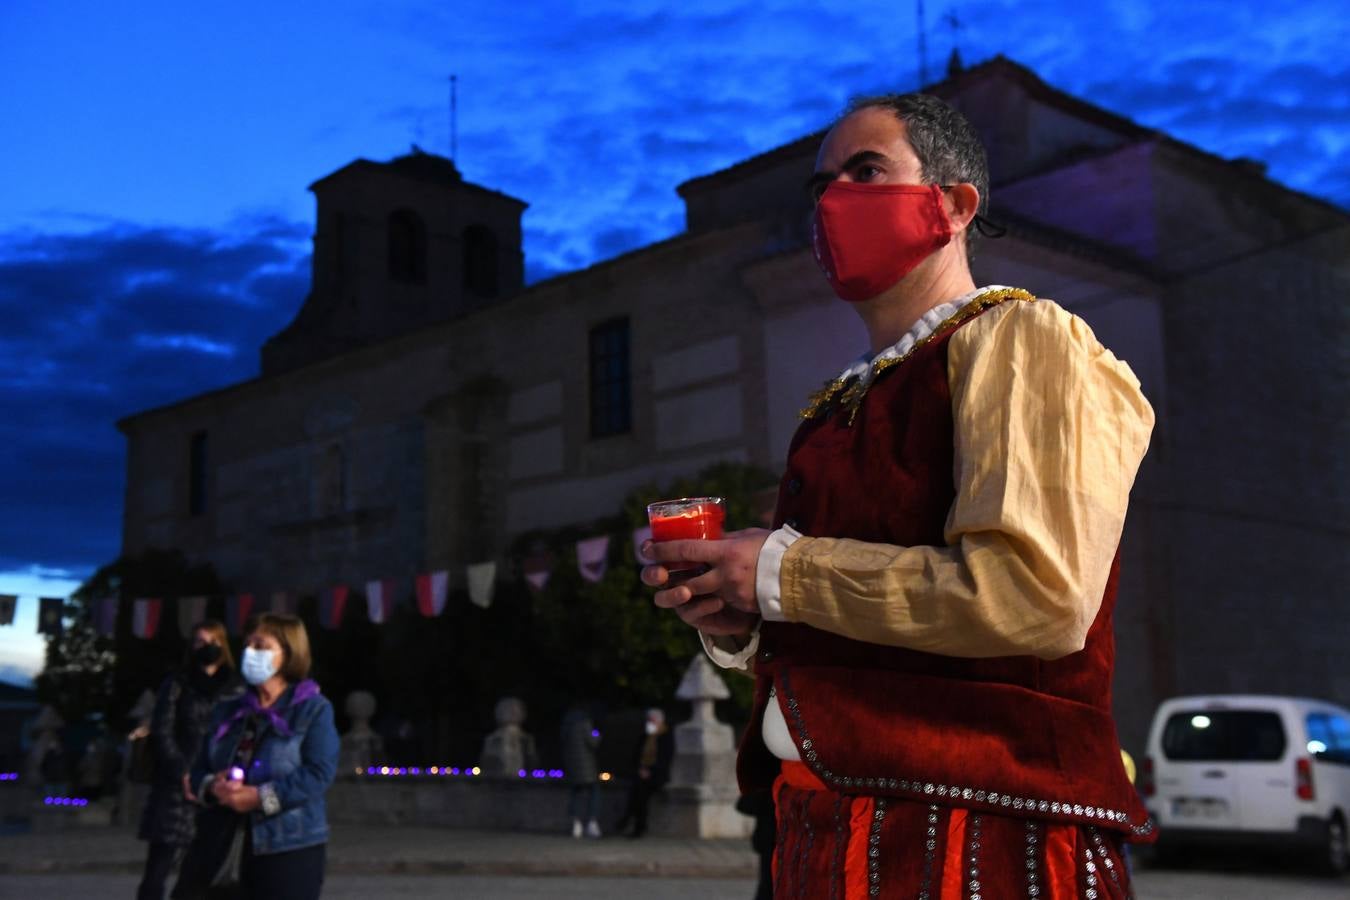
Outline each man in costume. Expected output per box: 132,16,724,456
643,93,1155,898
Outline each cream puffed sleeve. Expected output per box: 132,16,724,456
776,298,1155,659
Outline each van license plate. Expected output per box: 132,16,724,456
1172,798,1228,819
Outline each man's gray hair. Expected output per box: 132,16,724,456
845,92,991,261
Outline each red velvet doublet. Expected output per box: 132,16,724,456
743,300,1155,848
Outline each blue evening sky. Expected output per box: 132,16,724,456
1,0,1346,683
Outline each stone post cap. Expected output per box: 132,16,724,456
35,706,65,731
345,690,377,719
675,655,730,702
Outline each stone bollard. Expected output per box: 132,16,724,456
650,655,751,838
478,697,539,777
338,691,385,773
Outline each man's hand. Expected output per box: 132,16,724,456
641,528,770,635
181,773,197,803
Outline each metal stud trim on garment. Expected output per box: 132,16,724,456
777,672,1156,838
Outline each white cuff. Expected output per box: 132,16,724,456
755,525,802,622
699,627,760,672
258,781,282,816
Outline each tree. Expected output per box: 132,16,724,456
38,549,224,728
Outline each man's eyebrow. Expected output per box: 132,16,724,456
804,150,891,192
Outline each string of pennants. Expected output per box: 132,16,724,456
0,525,658,641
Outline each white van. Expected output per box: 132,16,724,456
1142,694,1350,875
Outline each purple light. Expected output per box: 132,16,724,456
366,767,376,775
531,769,546,779
450,767,460,775
43,797,52,805
517,769,527,778
591,729,600,738
410,767,421,775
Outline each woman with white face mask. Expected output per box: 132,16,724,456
175,613,338,900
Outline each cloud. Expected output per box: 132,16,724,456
0,220,308,573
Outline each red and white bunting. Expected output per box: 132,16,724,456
94,596,118,636
466,562,496,609
131,598,162,640
631,525,655,565
320,586,348,630
576,535,610,583
227,594,254,636
415,571,449,617
366,579,396,624
178,596,208,638
270,591,296,615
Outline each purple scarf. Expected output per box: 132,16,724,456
214,679,321,744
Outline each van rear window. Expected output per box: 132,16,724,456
1161,710,1287,761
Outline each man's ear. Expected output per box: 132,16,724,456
944,182,981,234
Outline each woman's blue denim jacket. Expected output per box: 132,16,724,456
191,680,338,855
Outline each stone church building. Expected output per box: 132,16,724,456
117,57,1350,753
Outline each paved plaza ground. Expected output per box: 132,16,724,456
0,823,1346,898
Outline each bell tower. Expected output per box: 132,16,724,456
263,149,527,375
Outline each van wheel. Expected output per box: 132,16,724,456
1325,815,1349,877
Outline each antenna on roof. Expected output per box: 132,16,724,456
944,10,964,77
449,74,458,163
917,0,929,87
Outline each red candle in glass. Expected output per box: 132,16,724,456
647,497,725,572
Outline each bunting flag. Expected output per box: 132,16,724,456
319,586,348,630
366,579,398,624
38,597,64,635
466,562,496,609
522,549,554,594
178,596,208,638
0,594,16,626
269,591,296,616
631,525,656,565
227,594,255,636
131,598,162,640
94,596,118,636
415,571,449,617
576,536,610,584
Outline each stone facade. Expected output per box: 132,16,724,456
117,56,1350,756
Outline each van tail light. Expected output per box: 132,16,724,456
1295,758,1315,801
1140,756,1155,797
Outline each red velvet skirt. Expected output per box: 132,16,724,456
772,762,1134,899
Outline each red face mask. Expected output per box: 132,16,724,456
811,182,953,302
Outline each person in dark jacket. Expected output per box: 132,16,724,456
178,613,338,900
136,619,243,900
560,704,603,838
615,707,674,839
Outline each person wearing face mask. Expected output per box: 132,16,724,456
136,620,244,900
614,708,673,839
176,613,338,900
643,93,1155,897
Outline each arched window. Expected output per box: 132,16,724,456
388,209,427,283
462,225,499,297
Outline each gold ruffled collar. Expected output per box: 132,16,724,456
800,286,1035,424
